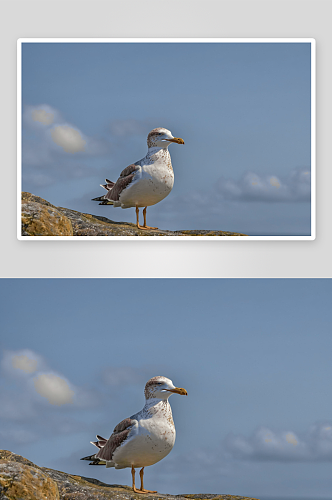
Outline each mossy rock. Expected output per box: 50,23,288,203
21,193,73,236
0,458,59,500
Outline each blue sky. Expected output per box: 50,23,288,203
21,41,312,236
1,279,332,499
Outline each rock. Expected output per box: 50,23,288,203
0,451,59,500
21,193,248,237
21,193,73,236
0,450,259,500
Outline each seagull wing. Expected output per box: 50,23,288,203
95,418,136,462
103,164,140,202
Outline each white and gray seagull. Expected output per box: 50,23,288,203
92,128,184,230
81,376,187,493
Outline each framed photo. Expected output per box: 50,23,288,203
18,38,315,240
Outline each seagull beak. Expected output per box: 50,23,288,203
167,387,188,396
167,137,185,145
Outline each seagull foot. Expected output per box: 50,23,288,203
132,486,157,494
137,224,159,231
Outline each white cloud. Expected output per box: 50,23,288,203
50,125,86,153
1,349,46,379
165,168,311,221
215,167,311,202
269,176,281,188
224,422,332,462
23,104,62,130
148,422,332,495
155,168,311,222
32,108,55,125
23,104,107,157
12,354,37,374
0,349,122,450
149,166,311,234
33,373,75,406
22,104,110,190
22,104,108,175
1,349,98,409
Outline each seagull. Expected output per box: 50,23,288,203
92,128,184,230
81,376,187,493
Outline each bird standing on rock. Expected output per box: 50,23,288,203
81,376,188,493
92,128,184,230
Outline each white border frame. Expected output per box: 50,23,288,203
17,38,316,241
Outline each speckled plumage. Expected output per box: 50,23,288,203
81,376,187,473
92,128,184,229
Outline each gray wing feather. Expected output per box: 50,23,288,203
104,164,140,202
95,418,135,462
92,164,140,204
119,164,140,178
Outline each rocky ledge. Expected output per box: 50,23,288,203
0,450,259,500
21,193,247,237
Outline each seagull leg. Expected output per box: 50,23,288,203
142,207,158,230
131,465,141,493
135,206,158,231
136,207,140,229
131,465,156,494
139,467,157,494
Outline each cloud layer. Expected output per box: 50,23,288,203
224,422,332,462
0,348,106,448
22,104,108,188
0,349,164,447
1,349,79,407
23,105,94,155
215,168,311,203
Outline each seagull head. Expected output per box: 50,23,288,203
147,128,185,149
144,376,188,401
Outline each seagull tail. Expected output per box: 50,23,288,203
81,435,109,465
101,179,115,190
80,454,107,465
80,454,96,461
91,196,114,205
92,179,116,204
90,435,108,449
